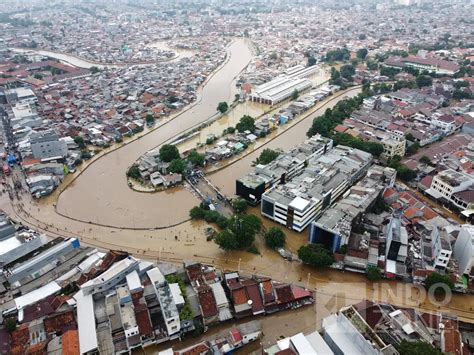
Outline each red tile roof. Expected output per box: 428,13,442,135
62,330,80,355
232,287,248,305
198,287,218,318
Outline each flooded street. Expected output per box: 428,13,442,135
2,40,472,332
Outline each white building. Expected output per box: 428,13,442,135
426,169,474,205
453,225,474,276
423,226,452,270
261,146,372,232
81,257,139,296
157,283,181,338
249,65,318,105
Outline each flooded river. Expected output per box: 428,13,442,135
54,38,252,228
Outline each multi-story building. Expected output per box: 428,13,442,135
381,135,406,161
260,146,372,232
236,135,333,205
81,257,140,296
421,226,452,270
157,283,181,339
453,224,474,276
426,169,474,207
385,216,409,277
308,165,396,251
30,130,68,160
384,55,460,75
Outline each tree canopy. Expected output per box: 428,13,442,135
340,64,355,81
425,272,454,292
298,244,334,268
265,227,286,249
159,144,180,162
416,75,433,88
255,148,280,165
232,198,248,213
324,48,350,62
214,214,262,251
168,159,186,174
397,340,442,355
217,101,228,114
356,48,368,59
236,115,256,133
187,150,205,167
367,265,382,280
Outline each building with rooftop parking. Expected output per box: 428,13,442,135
236,135,333,205
260,146,373,232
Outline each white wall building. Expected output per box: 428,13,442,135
426,169,474,205
453,225,474,276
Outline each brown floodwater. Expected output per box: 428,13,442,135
54,38,253,228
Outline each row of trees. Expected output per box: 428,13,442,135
306,89,384,157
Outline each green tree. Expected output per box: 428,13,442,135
33,73,43,80
397,340,442,355
366,60,378,71
74,136,86,149
325,48,350,62
356,48,368,59
307,56,317,66
265,227,286,249
236,115,256,133
232,198,248,213
190,206,205,219
127,165,141,180
215,230,239,251
168,159,186,175
340,64,355,81
380,66,401,78
330,67,341,81
90,66,100,74
298,244,334,268
5,318,16,333
291,89,299,100
367,265,382,280
338,244,348,254
217,101,228,114
146,113,155,124
416,75,433,87
425,272,454,292
419,155,432,166
187,150,205,167
255,148,280,165
159,144,180,162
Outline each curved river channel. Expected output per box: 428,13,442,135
54,38,253,227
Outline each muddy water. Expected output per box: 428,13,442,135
53,86,358,229
177,68,328,153
54,39,252,228
207,89,361,196
2,190,472,332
